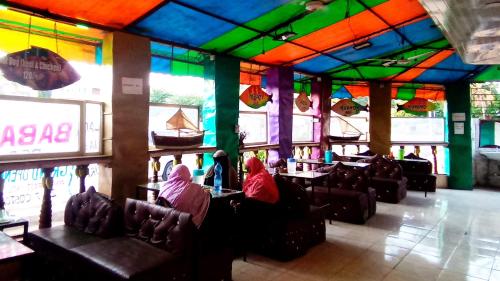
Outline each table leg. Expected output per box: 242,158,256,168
23,222,28,241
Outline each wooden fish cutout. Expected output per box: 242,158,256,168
397,98,436,114
331,99,368,117
0,46,80,91
240,85,272,109
295,92,311,112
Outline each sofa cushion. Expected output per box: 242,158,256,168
29,225,105,250
70,237,189,281
124,198,195,257
65,186,123,238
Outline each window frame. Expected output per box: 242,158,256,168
239,110,268,145
0,95,104,160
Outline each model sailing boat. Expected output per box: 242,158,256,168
151,109,204,149
329,116,363,141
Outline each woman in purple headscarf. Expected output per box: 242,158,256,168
158,164,210,228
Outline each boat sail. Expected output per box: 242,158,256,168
151,109,204,149
329,116,363,141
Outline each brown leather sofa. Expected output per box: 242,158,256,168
26,187,199,281
360,155,408,203
314,162,376,224
240,174,327,261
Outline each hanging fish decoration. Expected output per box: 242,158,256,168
397,98,436,114
331,99,368,117
295,92,311,112
0,46,80,91
239,85,272,109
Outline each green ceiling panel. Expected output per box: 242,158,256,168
475,66,500,82
201,4,304,53
395,88,416,100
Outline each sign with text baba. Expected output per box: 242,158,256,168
0,99,81,157
0,46,80,90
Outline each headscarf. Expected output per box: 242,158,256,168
205,150,238,189
243,157,279,204
158,165,210,228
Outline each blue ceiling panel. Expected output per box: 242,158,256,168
175,0,292,24
414,54,476,83
133,2,236,47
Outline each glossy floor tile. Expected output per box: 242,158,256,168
233,188,500,281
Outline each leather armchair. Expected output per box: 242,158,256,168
241,175,327,261
398,153,437,193
314,162,376,224
362,155,408,203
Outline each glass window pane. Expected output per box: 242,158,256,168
85,103,102,153
391,118,445,142
330,116,369,141
293,115,313,142
148,105,199,145
0,99,81,157
239,113,267,144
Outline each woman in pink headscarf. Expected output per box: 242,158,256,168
158,165,210,228
243,157,279,204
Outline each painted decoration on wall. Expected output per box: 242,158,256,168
239,85,272,109
295,92,311,112
331,99,368,117
0,46,80,91
397,98,436,114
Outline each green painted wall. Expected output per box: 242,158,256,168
480,121,495,147
446,82,473,189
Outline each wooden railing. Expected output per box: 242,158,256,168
0,155,112,229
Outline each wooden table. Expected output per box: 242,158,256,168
295,158,370,169
136,182,243,201
278,171,329,200
0,218,29,241
0,231,34,281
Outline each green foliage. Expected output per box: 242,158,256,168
471,82,500,118
150,88,204,106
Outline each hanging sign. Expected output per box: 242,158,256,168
0,46,80,91
331,99,368,117
397,98,436,114
295,92,311,112
239,85,273,109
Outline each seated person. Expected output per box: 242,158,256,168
158,164,210,228
243,157,279,204
205,150,239,189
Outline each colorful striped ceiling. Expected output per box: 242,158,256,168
5,0,499,84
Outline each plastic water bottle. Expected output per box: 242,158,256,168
287,158,297,173
214,162,223,192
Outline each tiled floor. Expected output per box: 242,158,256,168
233,188,500,281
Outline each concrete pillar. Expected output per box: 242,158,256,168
311,77,332,159
446,82,473,189
99,32,151,204
369,81,392,155
267,67,294,160
214,56,240,167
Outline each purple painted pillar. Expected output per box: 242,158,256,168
311,77,332,159
267,67,294,161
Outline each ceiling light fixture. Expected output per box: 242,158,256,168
353,41,372,50
274,31,297,41
0,4,8,10
75,23,89,29
305,1,325,11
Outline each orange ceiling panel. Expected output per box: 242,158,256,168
7,0,164,28
391,50,454,81
345,85,370,98
415,89,445,100
253,0,427,65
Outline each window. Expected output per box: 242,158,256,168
330,116,369,141
391,117,445,142
149,104,200,145
0,96,103,160
239,85,268,144
239,112,267,144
